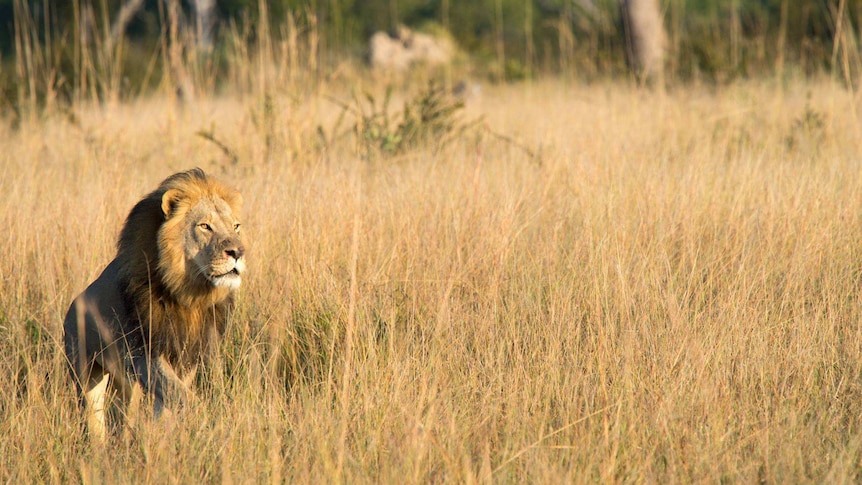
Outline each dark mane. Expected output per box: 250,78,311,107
111,167,240,365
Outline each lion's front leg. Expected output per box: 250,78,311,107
83,372,110,442
129,352,197,417
154,356,198,410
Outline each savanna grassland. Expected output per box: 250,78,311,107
3,76,862,483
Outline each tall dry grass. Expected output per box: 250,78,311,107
2,76,862,483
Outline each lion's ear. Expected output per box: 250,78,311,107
161,189,182,217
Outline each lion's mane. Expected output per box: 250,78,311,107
116,168,243,367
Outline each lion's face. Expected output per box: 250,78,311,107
155,174,246,300
181,196,246,290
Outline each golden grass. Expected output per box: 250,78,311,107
3,78,862,483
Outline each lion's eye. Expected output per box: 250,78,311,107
234,223,241,233
198,223,212,232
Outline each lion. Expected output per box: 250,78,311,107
63,168,246,440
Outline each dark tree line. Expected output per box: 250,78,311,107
1,0,861,86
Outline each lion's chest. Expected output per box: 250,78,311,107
148,297,232,367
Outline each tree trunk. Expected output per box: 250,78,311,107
190,0,217,50
107,0,145,54
166,0,194,102
622,0,665,85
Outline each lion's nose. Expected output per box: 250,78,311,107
224,245,245,260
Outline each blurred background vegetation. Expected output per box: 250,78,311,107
0,0,861,113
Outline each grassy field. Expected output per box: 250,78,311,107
2,76,862,483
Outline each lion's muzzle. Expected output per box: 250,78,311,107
205,237,246,290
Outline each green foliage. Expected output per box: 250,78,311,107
338,81,478,158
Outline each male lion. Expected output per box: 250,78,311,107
63,168,246,440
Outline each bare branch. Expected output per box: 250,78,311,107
106,0,145,53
